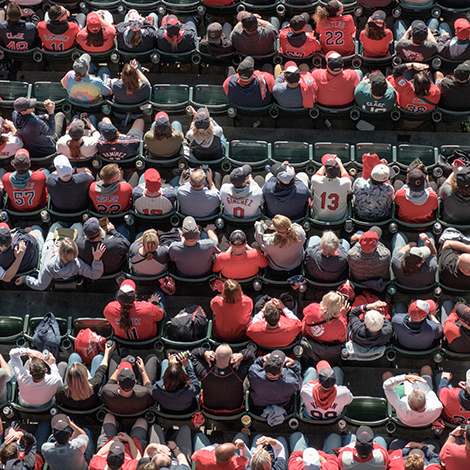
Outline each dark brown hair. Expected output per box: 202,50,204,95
121,64,140,92
163,363,191,391
86,29,105,47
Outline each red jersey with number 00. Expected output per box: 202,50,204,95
2,171,48,212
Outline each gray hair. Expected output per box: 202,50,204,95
320,230,340,255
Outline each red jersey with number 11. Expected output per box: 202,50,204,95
316,14,356,56
2,171,47,212
37,20,80,51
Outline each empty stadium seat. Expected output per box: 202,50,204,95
150,84,191,113
0,315,29,346
190,85,230,116
0,81,32,110
32,81,69,112
344,396,390,427
227,140,271,169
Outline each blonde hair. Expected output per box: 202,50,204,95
100,163,120,184
321,291,345,320
272,215,299,248
59,238,79,261
405,454,424,470
188,120,214,141
251,449,271,470
223,279,242,304
140,229,159,251
320,230,339,255
65,362,94,401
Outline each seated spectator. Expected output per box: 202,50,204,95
57,118,100,160
2,150,47,212
436,61,470,111
89,163,133,214
248,350,302,415
313,0,355,56
93,414,146,468
353,163,393,221
311,155,351,222
156,14,198,53
61,53,111,105
210,279,253,342
325,426,388,469
394,19,438,62
301,361,353,420
191,344,255,415
273,62,317,108
348,229,391,282
311,51,361,107
213,229,268,279
288,433,339,470
144,112,184,159
439,238,470,291
354,72,397,114
442,301,470,353
0,421,37,470
391,232,438,288
55,341,114,410
76,217,130,275
129,229,169,277
152,352,200,414
0,354,11,407
0,118,23,159
383,367,443,427
37,5,80,51
76,11,115,52
0,3,37,51
133,168,176,216
42,414,93,470
101,357,156,415
254,215,306,279
437,18,470,61
199,22,234,56
392,299,442,351
388,440,441,470
359,11,393,58
110,60,151,105
116,9,158,53
186,107,226,162
223,56,274,108
249,436,287,470
96,118,144,161
16,224,105,290
103,279,164,340
220,165,264,219
278,13,321,59
440,165,470,224
0,224,42,283
247,297,301,348
230,12,278,56
262,162,310,220
192,435,250,470
394,167,438,224
47,155,94,213
439,424,470,469
304,230,349,283
349,300,392,348
9,347,65,407
177,168,220,218
438,369,470,425
13,97,64,158
388,63,441,113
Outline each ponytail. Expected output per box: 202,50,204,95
313,0,342,26
67,137,82,160
130,30,142,48
119,304,133,334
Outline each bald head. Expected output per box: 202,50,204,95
215,344,232,368
215,443,237,463
152,454,172,469
458,253,470,276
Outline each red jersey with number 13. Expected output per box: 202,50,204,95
2,171,47,212
316,14,356,56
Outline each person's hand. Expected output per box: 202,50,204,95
130,59,138,70
413,63,429,71
442,32,449,38
176,351,189,368
319,455,327,464
14,241,26,260
167,441,177,452
188,105,196,116
419,233,429,242
92,243,106,260
284,357,295,368
105,341,115,354
405,374,426,384
117,432,132,443
451,426,462,437
45,353,56,365
135,356,145,372
261,354,270,363
26,349,44,360
408,241,417,248
204,224,216,233
106,222,115,232
368,300,387,311
257,436,276,447
230,353,243,367
4,429,23,446
44,99,55,115
3,119,15,131
21,8,35,17
339,301,350,316
441,371,452,381
351,233,360,244
150,293,161,304
204,350,215,366
206,167,213,182
405,442,424,449
234,439,245,449
84,117,93,129
15,277,24,286
270,298,285,310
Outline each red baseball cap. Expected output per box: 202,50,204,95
359,231,378,251
408,300,436,320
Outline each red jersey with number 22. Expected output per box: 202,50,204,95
89,181,132,214
316,14,356,56
2,171,47,212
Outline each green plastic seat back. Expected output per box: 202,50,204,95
152,84,190,106
0,317,24,339
33,82,67,103
397,144,436,167
230,140,269,165
356,143,393,163
0,81,29,101
272,142,310,165
314,142,350,164
345,397,388,423
193,85,229,107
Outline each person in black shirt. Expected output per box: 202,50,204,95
436,61,470,111
199,22,233,56
156,14,198,53
0,2,38,50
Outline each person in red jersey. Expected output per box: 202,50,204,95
440,423,470,470
438,369,470,425
76,12,115,53
37,5,80,52
279,13,321,59
359,10,393,58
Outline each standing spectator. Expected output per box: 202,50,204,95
110,60,151,105
310,51,360,107
210,279,253,342
436,61,470,111
311,155,351,223
9,347,65,407
168,217,219,278
437,18,470,61
176,168,220,218
116,9,158,53
2,150,47,212
439,239,470,291
439,424,470,468
354,72,397,114
199,22,234,56
313,0,356,56
37,5,81,51
144,112,184,159
254,215,306,278
262,162,310,220
61,53,111,105
394,19,438,62
212,229,268,280
57,118,100,160
129,229,169,277
47,155,94,213
247,297,301,348
348,229,391,282
382,367,443,427
12,97,64,158
440,165,470,224
443,302,470,353
76,217,130,275
0,118,23,159
0,2,37,50
438,370,470,425
186,107,226,162
89,164,133,214
392,299,442,350
278,13,321,59
76,11,115,53
359,11,393,58
156,14,198,53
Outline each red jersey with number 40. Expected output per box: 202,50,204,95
316,14,356,56
2,171,47,212
37,21,80,51
89,181,132,214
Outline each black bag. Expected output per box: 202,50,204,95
300,337,343,368
254,295,272,313
169,305,208,341
32,312,61,360
437,148,470,178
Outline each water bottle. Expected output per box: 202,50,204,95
42,349,49,361
288,418,299,430
128,356,136,364
106,340,114,348
0,211,8,223
3,406,14,419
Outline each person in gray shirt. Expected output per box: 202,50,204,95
273,63,317,109
169,217,219,278
0,353,11,407
42,414,93,470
